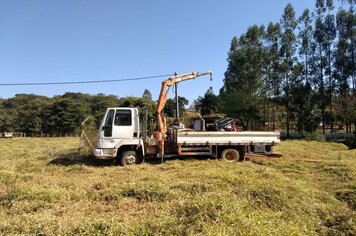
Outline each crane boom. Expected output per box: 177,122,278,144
154,71,213,158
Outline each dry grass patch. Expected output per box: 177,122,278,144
0,138,355,235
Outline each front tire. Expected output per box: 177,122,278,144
221,149,239,162
120,151,137,166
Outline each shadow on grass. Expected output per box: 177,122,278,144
48,151,119,167
49,151,213,167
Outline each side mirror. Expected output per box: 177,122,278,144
102,125,111,130
103,125,113,137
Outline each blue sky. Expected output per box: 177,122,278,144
0,0,343,104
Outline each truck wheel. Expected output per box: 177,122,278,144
221,149,239,162
120,151,137,166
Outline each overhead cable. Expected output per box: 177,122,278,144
0,73,174,86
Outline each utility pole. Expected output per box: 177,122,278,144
175,83,179,123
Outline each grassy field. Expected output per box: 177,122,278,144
0,138,355,235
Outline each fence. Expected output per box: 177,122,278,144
0,132,80,138
280,132,355,140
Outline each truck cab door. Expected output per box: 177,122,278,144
99,108,139,149
112,109,137,139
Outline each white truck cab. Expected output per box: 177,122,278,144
94,107,144,164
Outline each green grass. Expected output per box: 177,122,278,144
0,138,355,235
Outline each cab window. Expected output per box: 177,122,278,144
114,109,132,126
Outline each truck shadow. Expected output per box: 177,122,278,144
48,151,175,167
48,151,119,167
48,151,213,167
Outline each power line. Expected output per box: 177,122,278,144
0,73,174,86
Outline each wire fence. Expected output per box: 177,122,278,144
0,132,80,138
79,116,98,156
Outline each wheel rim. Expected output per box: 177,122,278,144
225,151,236,161
124,155,136,165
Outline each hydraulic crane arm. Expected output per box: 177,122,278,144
156,71,213,135
154,71,212,159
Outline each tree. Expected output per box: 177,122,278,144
0,98,16,132
61,92,92,106
323,0,337,132
313,0,329,133
0,94,50,134
298,8,315,84
119,96,156,122
220,25,265,130
142,89,152,101
91,93,120,124
334,7,356,132
164,96,188,118
263,22,282,131
42,98,90,136
339,0,356,4
296,8,319,134
194,88,219,116
280,3,298,135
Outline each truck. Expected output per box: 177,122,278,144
94,71,280,166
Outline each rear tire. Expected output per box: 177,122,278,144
221,149,239,162
120,151,137,166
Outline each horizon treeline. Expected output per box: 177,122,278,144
0,92,157,136
0,91,188,136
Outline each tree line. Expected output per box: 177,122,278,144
0,0,355,136
196,0,355,134
0,90,191,136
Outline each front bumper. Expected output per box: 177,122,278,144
93,148,117,158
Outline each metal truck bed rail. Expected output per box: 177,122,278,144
176,131,280,146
